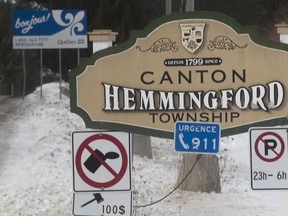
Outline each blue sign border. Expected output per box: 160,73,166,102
174,121,221,154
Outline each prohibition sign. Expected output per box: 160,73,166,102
75,133,128,189
254,131,285,162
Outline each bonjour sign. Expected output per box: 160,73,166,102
70,12,288,138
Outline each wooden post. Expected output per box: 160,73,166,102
176,2,221,193
275,22,288,44
177,155,221,193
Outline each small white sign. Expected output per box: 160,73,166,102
72,131,132,192
174,121,220,154
250,127,288,190
73,191,132,216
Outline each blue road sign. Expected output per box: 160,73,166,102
12,10,87,49
174,122,220,154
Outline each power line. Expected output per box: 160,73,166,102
133,154,202,208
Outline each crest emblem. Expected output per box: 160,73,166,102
180,23,205,53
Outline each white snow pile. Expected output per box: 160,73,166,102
0,82,288,216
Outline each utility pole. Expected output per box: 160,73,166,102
180,0,194,12
176,0,221,193
186,0,195,11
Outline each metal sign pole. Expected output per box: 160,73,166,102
59,49,62,100
22,49,26,99
40,49,43,98
77,48,80,66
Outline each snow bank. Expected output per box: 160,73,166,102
0,83,84,216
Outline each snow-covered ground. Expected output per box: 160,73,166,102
0,82,288,216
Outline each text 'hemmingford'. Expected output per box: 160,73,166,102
102,81,284,112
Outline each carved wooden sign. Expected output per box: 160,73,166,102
70,12,288,138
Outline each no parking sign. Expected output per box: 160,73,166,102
250,127,288,190
72,131,132,192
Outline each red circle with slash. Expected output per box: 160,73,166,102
75,133,128,188
254,131,285,162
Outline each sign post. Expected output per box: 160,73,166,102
250,128,288,190
174,121,221,193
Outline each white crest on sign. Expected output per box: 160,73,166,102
180,23,205,53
